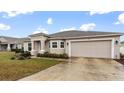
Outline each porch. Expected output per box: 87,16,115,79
0,44,16,51
31,40,45,55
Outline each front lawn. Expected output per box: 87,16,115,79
0,52,60,80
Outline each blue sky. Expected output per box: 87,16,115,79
0,11,124,40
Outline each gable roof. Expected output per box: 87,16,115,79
29,32,48,37
49,30,124,39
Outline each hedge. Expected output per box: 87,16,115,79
37,52,68,59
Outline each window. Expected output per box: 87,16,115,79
52,42,57,48
28,43,32,51
49,42,50,48
60,42,64,48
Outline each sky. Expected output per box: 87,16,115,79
0,11,124,40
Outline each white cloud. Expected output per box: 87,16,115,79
33,26,48,34
47,17,53,24
114,22,120,25
59,24,96,32
89,11,111,16
80,23,96,31
60,27,76,32
0,23,11,30
115,12,124,25
1,11,33,18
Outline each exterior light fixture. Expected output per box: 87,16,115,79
115,40,118,45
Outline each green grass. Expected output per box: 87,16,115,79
0,52,60,80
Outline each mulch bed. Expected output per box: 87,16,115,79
115,59,124,65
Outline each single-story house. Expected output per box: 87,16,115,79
29,30,123,59
0,30,123,59
0,36,31,51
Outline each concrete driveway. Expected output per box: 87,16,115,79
19,58,124,81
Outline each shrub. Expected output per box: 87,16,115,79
17,56,25,60
42,52,48,57
37,53,42,57
61,53,68,59
15,49,23,53
11,47,24,53
11,49,16,52
15,51,31,60
21,51,31,58
37,52,68,59
11,57,15,60
120,53,124,59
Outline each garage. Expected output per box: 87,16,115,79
71,40,112,58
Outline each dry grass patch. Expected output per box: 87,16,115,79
0,52,60,80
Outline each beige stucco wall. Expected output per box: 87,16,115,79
114,36,120,59
45,41,50,52
30,36,47,41
50,49,65,54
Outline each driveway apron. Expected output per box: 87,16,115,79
19,58,124,81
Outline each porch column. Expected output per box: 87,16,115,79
7,44,11,51
31,41,35,51
0,44,1,51
40,40,45,54
31,41,36,56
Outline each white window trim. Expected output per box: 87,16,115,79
60,41,65,49
50,41,65,49
51,41,58,49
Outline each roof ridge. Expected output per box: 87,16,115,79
0,36,19,39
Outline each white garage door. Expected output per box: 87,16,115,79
71,40,111,58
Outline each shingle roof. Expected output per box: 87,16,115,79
49,30,123,39
0,36,19,43
16,37,30,43
0,36,30,44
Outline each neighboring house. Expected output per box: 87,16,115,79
17,37,31,51
0,36,31,51
29,30,123,59
0,30,123,59
0,36,18,51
